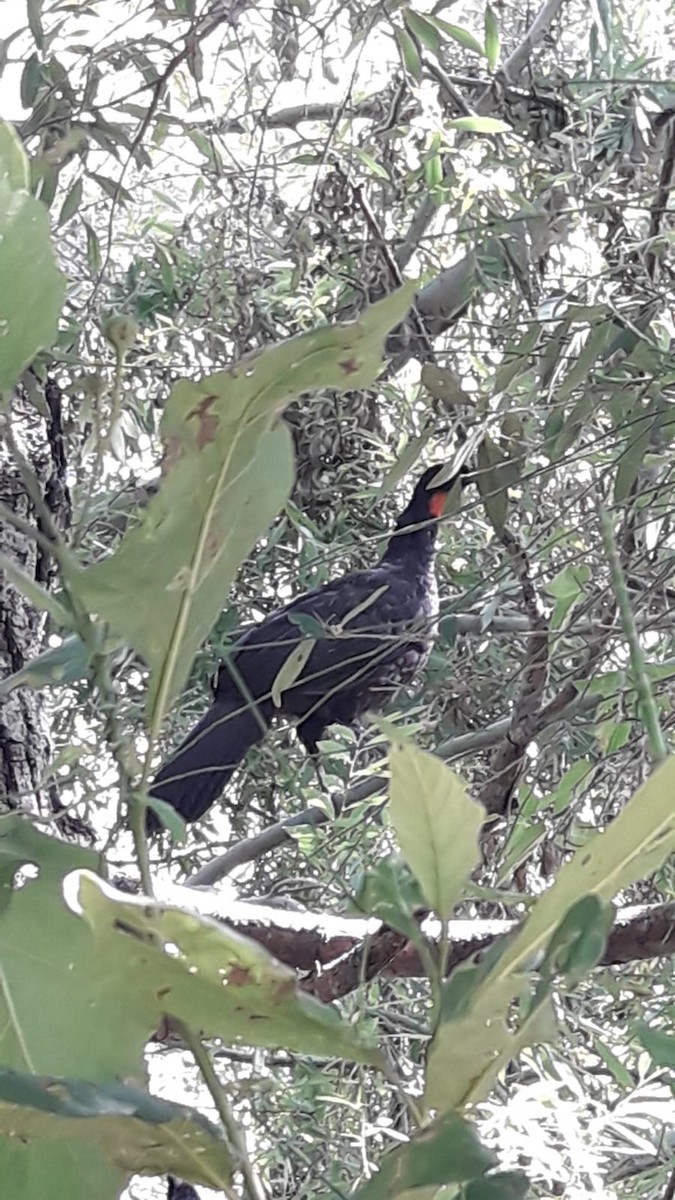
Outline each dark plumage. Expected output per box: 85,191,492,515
148,464,462,829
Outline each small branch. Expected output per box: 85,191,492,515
477,529,549,817
494,0,567,85
187,694,601,887
174,1017,267,1200
599,504,667,764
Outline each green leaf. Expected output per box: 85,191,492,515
483,5,501,71
271,639,316,707
464,1171,531,1199
57,178,83,227
613,398,660,503
388,740,482,920
72,284,417,723
82,219,101,272
421,364,473,407
0,635,92,695
354,856,427,949
351,1110,495,1200
27,0,45,51
72,871,385,1067
379,433,434,494
447,116,510,134
546,563,591,630
395,26,422,80
0,1068,231,1191
428,17,485,55
592,1037,634,1088
20,55,44,108
475,435,511,534
404,8,442,52
353,148,390,180
0,122,29,190
424,755,675,1112
535,895,613,990
0,122,65,393
634,1023,675,1070
0,550,72,627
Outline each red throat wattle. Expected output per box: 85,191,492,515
428,492,448,518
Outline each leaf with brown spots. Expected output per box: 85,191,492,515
72,283,417,720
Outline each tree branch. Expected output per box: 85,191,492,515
477,529,549,816
187,693,600,887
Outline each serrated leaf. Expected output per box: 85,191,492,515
388,740,482,920
424,755,675,1112
71,284,417,724
0,122,65,392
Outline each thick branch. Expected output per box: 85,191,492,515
181,899,675,1002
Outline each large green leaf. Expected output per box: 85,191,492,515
72,283,417,722
350,1110,495,1200
0,1069,231,1191
0,816,383,1195
71,871,384,1066
0,121,65,392
388,739,482,920
424,755,675,1112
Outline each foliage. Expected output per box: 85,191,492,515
0,0,674,1198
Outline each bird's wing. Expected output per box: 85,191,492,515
223,566,422,704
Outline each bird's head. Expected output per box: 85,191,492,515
409,462,469,522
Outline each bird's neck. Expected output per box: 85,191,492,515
380,515,439,571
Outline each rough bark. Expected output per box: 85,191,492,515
0,385,70,814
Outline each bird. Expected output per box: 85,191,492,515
147,463,464,830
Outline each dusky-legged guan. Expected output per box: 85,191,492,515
148,464,462,829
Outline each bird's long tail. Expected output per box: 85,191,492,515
147,694,271,830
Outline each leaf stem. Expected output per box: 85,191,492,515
598,504,667,764
175,1018,267,1200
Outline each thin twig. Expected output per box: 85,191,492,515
598,503,667,764
174,1018,267,1200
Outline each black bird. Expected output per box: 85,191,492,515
148,464,462,829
